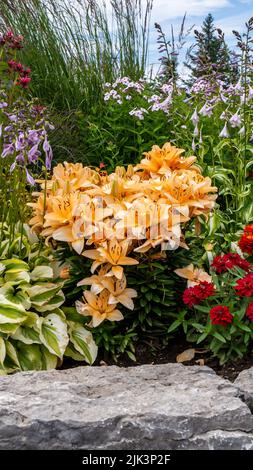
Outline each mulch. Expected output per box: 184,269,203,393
62,333,253,382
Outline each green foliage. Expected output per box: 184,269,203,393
173,262,253,364
0,232,97,374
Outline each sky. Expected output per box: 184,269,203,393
148,0,253,76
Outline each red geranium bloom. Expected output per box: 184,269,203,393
235,273,253,297
210,305,233,326
212,253,251,274
239,224,253,254
183,281,215,307
246,302,253,322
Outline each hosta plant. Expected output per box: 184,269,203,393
0,257,97,374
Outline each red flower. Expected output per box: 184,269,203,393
235,273,253,297
212,253,251,274
246,302,253,322
8,59,17,69
21,67,31,77
239,224,253,254
183,281,215,307
210,305,233,326
248,172,253,178
4,30,14,41
99,162,106,169
16,76,31,88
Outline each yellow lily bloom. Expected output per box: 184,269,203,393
76,290,123,327
174,263,212,287
83,239,139,279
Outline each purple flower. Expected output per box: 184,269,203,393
219,123,229,138
43,136,53,169
248,86,253,100
239,126,245,136
229,113,242,128
28,144,40,163
1,143,15,158
220,111,227,120
0,102,8,109
193,124,199,137
16,153,25,164
199,103,213,117
191,108,199,126
25,168,35,185
15,133,25,151
10,162,16,172
4,125,13,132
7,114,18,122
129,107,148,120
192,138,196,151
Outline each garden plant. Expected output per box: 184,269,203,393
0,1,253,373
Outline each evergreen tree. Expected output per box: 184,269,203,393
185,13,231,81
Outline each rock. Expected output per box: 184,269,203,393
0,363,253,450
235,367,253,412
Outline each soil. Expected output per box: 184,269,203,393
63,333,253,382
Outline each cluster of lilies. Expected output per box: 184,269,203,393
29,142,217,327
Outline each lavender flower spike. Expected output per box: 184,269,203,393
219,123,229,139
191,108,199,126
25,168,35,186
199,103,213,117
1,143,15,158
229,113,242,128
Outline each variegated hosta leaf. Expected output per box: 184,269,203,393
30,266,54,281
17,344,42,371
0,295,27,324
69,322,98,365
4,270,30,285
5,340,21,368
33,291,65,312
1,259,29,272
0,286,32,311
26,283,63,304
41,346,58,370
0,323,20,334
12,326,41,345
0,337,6,365
37,313,69,359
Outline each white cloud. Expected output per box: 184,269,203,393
151,0,231,22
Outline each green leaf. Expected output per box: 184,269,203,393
1,259,29,271
41,346,58,370
27,283,62,303
213,332,227,343
69,322,98,364
30,266,54,281
33,291,65,312
38,313,68,358
64,344,88,361
126,350,136,361
18,344,42,371
196,332,208,344
0,337,6,365
237,323,252,333
0,295,27,324
167,319,181,333
12,326,41,345
6,341,20,368
4,271,30,285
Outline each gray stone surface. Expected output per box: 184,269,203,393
235,367,253,412
0,363,253,450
